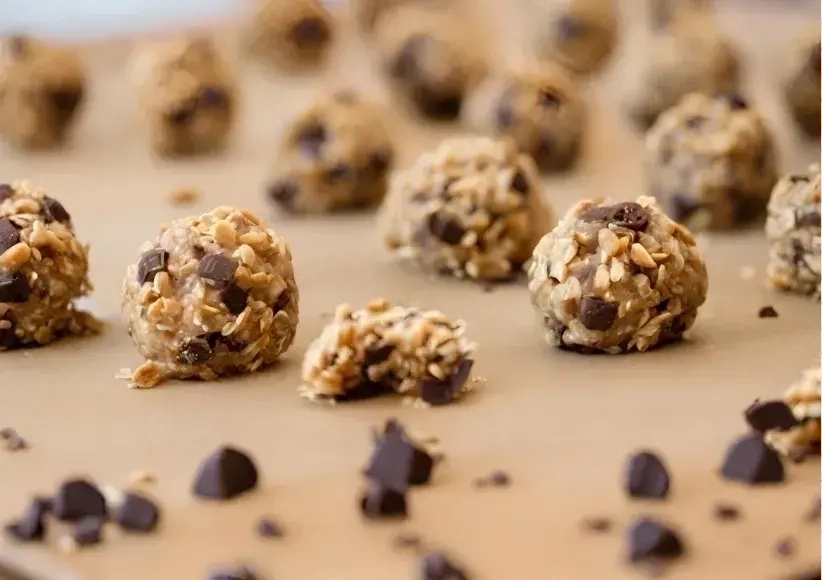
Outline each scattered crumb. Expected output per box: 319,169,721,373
739,266,756,281
774,537,796,558
58,535,78,554
0,427,16,439
580,516,613,534
168,187,200,207
713,503,741,522
758,306,779,319
392,530,423,550
7,436,28,452
101,485,124,509
804,494,820,523
115,368,133,380
128,470,156,486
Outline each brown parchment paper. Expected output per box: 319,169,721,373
0,2,820,579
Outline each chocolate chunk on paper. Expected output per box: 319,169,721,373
625,451,671,499
192,446,259,500
720,434,785,485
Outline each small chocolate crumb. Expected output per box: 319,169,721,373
206,564,261,580
487,469,511,486
365,421,435,490
4,498,50,542
359,481,407,519
192,445,259,500
73,516,104,547
419,550,470,580
137,249,169,285
168,187,200,207
758,306,779,318
256,517,284,539
198,254,237,290
52,479,107,522
392,530,423,549
7,435,27,451
580,516,612,534
744,399,799,433
291,16,329,48
775,537,796,558
627,516,685,563
0,426,16,439
115,493,161,533
722,93,748,110
510,171,529,195
625,451,671,500
713,503,741,521
804,494,820,522
720,433,785,485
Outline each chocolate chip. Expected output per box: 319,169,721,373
0,427,15,439
580,516,612,534
0,271,29,303
296,123,327,157
390,34,428,80
419,358,473,406
7,435,27,451
608,202,649,231
627,516,685,563
483,469,511,487
291,16,329,47
0,184,13,202
427,213,465,245
73,516,104,546
255,517,284,539
222,282,248,316
50,87,83,121
412,87,463,120
359,481,407,519
774,537,796,558
199,85,229,108
580,205,613,222
713,503,741,521
0,217,20,253
804,494,820,522
198,254,237,290
744,399,799,433
42,196,70,223
539,89,561,108
758,306,779,318
167,100,197,125
136,249,169,284
364,344,393,366
177,337,213,365
267,180,298,209
370,149,393,173
556,15,586,39
795,207,821,228
52,479,107,522
578,296,618,331
510,171,529,195
4,498,49,542
207,564,261,580
419,551,470,580
365,422,434,490
625,451,671,500
721,433,785,485
668,194,702,222
192,445,259,500
115,493,160,533
272,291,290,313
722,93,748,110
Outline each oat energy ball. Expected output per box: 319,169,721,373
0,182,99,350
530,0,618,76
132,36,237,158
352,0,450,34
247,0,333,70
527,196,708,354
765,367,821,458
374,4,488,121
782,29,820,139
300,299,476,405
381,136,555,282
122,207,299,388
0,35,85,149
644,93,778,231
765,166,821,298
266,91,394,215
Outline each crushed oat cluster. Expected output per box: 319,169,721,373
266,91,394,214
121,206,299,388
131,36,237,157
527,196,708,354
644,92,778,231
0,35,86,149
766,366,821,459
0,181,100,350
380,135,555,282
781,27,820,139
765,165,821,299
300,299,477,405
246,0,333,71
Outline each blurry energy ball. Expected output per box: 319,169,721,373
782,26,821,139
352,0,453,35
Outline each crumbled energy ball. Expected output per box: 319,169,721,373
766,367,821,458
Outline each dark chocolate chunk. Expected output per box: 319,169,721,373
0,272,33,302
207,564,261,580
335,379,391,401
627,516,685,563
273,290,290,313
774,537,796,558
578,296,618,331
192,445,259,500
0,427,15,439
722,93,748,110
370,149,393,173
720,433,785,485
0,184,13,202
427,213,465,245
713,503,741,521
4,498,50,542
198,254,237,289
0,218,20,253
255,517,284,538
222,282,248,316
115,493,161,533
359,481,407,519
580,516,612,533
199,85,229,108
41,196,70,223
668,194,702,223
73,516,104,546
795,207,821,228
744,399,799,433
804,494,820,522
758,306,779,318
364,344,394,366
49,87,83,121
418,358,473,406
136,249,169,284
419,551,470,580
167,99,198,125
556,15,586,39
177,337,213,365
412,87,462,120
539,88,561,108
7,435,27,451
608,202,649,231
625,451,671,500
390,34,428,80
52,479,107,522
296,123,327,157
291,16,329,47
510,171,529,195
580,205,613,222
488,469,511,486
365,426,417,492
267,180,298,209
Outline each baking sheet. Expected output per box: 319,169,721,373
0,2,820,579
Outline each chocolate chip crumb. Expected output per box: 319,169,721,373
115,493,161,533
365,420,435,490
625,451,671,500
393,530,423,550
359,481,407,519
192,445,259,501
0,271,30,303
4,498,49,542
255,517,284,539
177,337,213,365
73,516,104,547
0,218,20,254
720,433,785,485
41,196,70,223
222,282,248,316
744,399,799,433
580,205,613,222
775,537,796,558
7,435,27,451
52,479,107,522
418,358,473,406
580,516,612,534
0,426,16,439
627,516,685,563
608,202,649,231
713,503,741,521
206,564,261,580
427,214,466,245
474,469,511,488
419,550,470,580
758,306,779,318
804,494,820,522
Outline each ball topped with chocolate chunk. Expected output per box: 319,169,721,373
131,36,237,158
0,182,99,350
527,196,708,354
266,91,394,215
121,207,299,388
246,0,333,71
644,92,779,231
0,34,86,149
380,135,555,282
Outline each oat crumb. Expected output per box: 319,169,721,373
739,266,756,281
168,187,200,207
128,470,156,485
58,535,78,554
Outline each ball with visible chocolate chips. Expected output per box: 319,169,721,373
121,206,299,388
0,182,99,350
527,196,708,354
131,36,237,158
266,92,394,215
782,27,820,139
644,92,778,231
246,0,333,71
0,35,86,149
380,136,555,282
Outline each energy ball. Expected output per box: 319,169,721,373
122,207,299,388
374,3,488,121
352,0,450,34
782,28,820,139
765,366,821,459
0,35,85,149
266,91,394,215
529,0,618,77
247,0,333,71
131,36,237,158
527,196,708,354
765,166,821,298
0,181,100,350
300,298,477,406
644,92,779,231
380,135,555,282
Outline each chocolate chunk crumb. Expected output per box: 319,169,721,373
419,550,470,580
115,493,160,533
608,202,649,231
804,494,820,522
713,503,741,521
487,469,511,486
291,16,329,47
359,481,407,519
720,433,785,485
41,196,70,223
428,214,466,245
222,282,248,316
625,451,671,500
0,218,20,253
192,445,259,500
0,271,30,303
137,249,169,285
510,171,529,195
745,399,799,433
52,479,107,522
795,207,821,228
73,516,104,547
418,358,473,406
198,254,237,290
7,435,27,451
177,337,213,365
255,517,284,539
774,537,796,558
627,516,685,563
267,180,298,209
365,421,434,490
722,93,748,110
393,530,423,549
0,426,16,439
578,296,618,331
207,564,261,580
580,516,612,534
199,86,229,108
4,498,50,542
758,306,779,318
